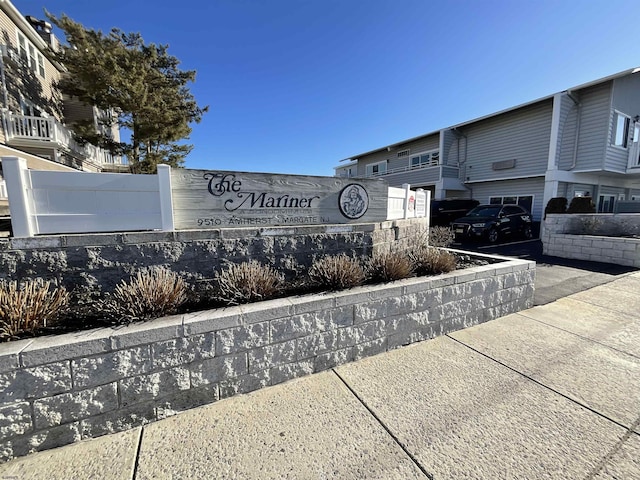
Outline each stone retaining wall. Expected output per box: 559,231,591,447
0,219,426,293
0,252,535,461
543,214,640,267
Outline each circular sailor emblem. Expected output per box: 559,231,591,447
339,184,369,219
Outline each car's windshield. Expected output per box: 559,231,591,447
466,206,502,218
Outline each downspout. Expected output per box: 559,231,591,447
567,90,581,170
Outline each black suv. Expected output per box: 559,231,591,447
430,199,479,226
451,204,533,243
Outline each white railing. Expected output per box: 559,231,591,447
0,179,7,200
2,111,126,167
387,183,429,221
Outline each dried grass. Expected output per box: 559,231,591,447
102,268,187,324
308,254,366,290
409,245,457,275
0,280,69,339
428,226,455,248
367,251,414,283
214,260,284,305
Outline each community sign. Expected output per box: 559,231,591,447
171,169,389,230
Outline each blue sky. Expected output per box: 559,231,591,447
14,0,640,176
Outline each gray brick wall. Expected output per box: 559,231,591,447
0,220,427,293
0,254,535,461
543,215,640,266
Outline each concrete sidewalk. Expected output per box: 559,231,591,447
2,273,639,480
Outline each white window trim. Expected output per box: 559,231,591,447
397,149,411,158
15,28,45,78
611,110,631,150
409,149,440,169
365,160,387,177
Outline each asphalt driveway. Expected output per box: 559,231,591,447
453,238,638,305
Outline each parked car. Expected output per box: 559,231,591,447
430,199,480,226
451,204,533,243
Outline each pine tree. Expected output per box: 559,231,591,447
47,13,207,173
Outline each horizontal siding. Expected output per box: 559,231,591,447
441,129,459,166
468,177,545,221
606,74,640,172
379,166,441,188
559,82,611,171
556,94,577,170
598,185,625,196
612,74,640,113
355,133,440,177
462,100,552,182
0,10,62,119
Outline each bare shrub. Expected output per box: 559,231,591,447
102,268,187,324
367,251,414,283
410,245,457,275
0,280,69,340
214,260,284,305
428,226,455,248
308,254,365,290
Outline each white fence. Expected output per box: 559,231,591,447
3,157,429,237
2,157,173,237
387,184,430,222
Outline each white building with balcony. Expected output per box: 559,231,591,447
335,68,640,221
0,0,126,175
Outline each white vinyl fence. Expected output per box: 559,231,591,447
2,157,173,237
3,156,429,237
387,184,430,221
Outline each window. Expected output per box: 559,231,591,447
365,161,387,176
16,30,45,78
598,195,616,213
489,195,533,213
612,112,630,148
397,149,410,158
410,150,439,169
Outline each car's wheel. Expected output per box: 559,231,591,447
522,225,533,239
487,227,499,244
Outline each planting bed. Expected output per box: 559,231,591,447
0,250,535,461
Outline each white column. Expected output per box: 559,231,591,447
157,164,175,232
2,156,35,237
542,93,564,216
425,190,432,228
402,183,411,219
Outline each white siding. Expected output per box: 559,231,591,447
355,133,440,177
558,83,611,171
468,177,545,221
461,100,553,182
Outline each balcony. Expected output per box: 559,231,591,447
2,111,126,170
347,163,461,187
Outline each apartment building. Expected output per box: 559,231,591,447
335,68,640,221
0,0,127,215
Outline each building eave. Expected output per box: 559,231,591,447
340,66,640,164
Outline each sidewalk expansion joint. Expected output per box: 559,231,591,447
584,415,640,480
332,369,435,480
445,335,633,432
517,312,640,361
131,426,145,480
